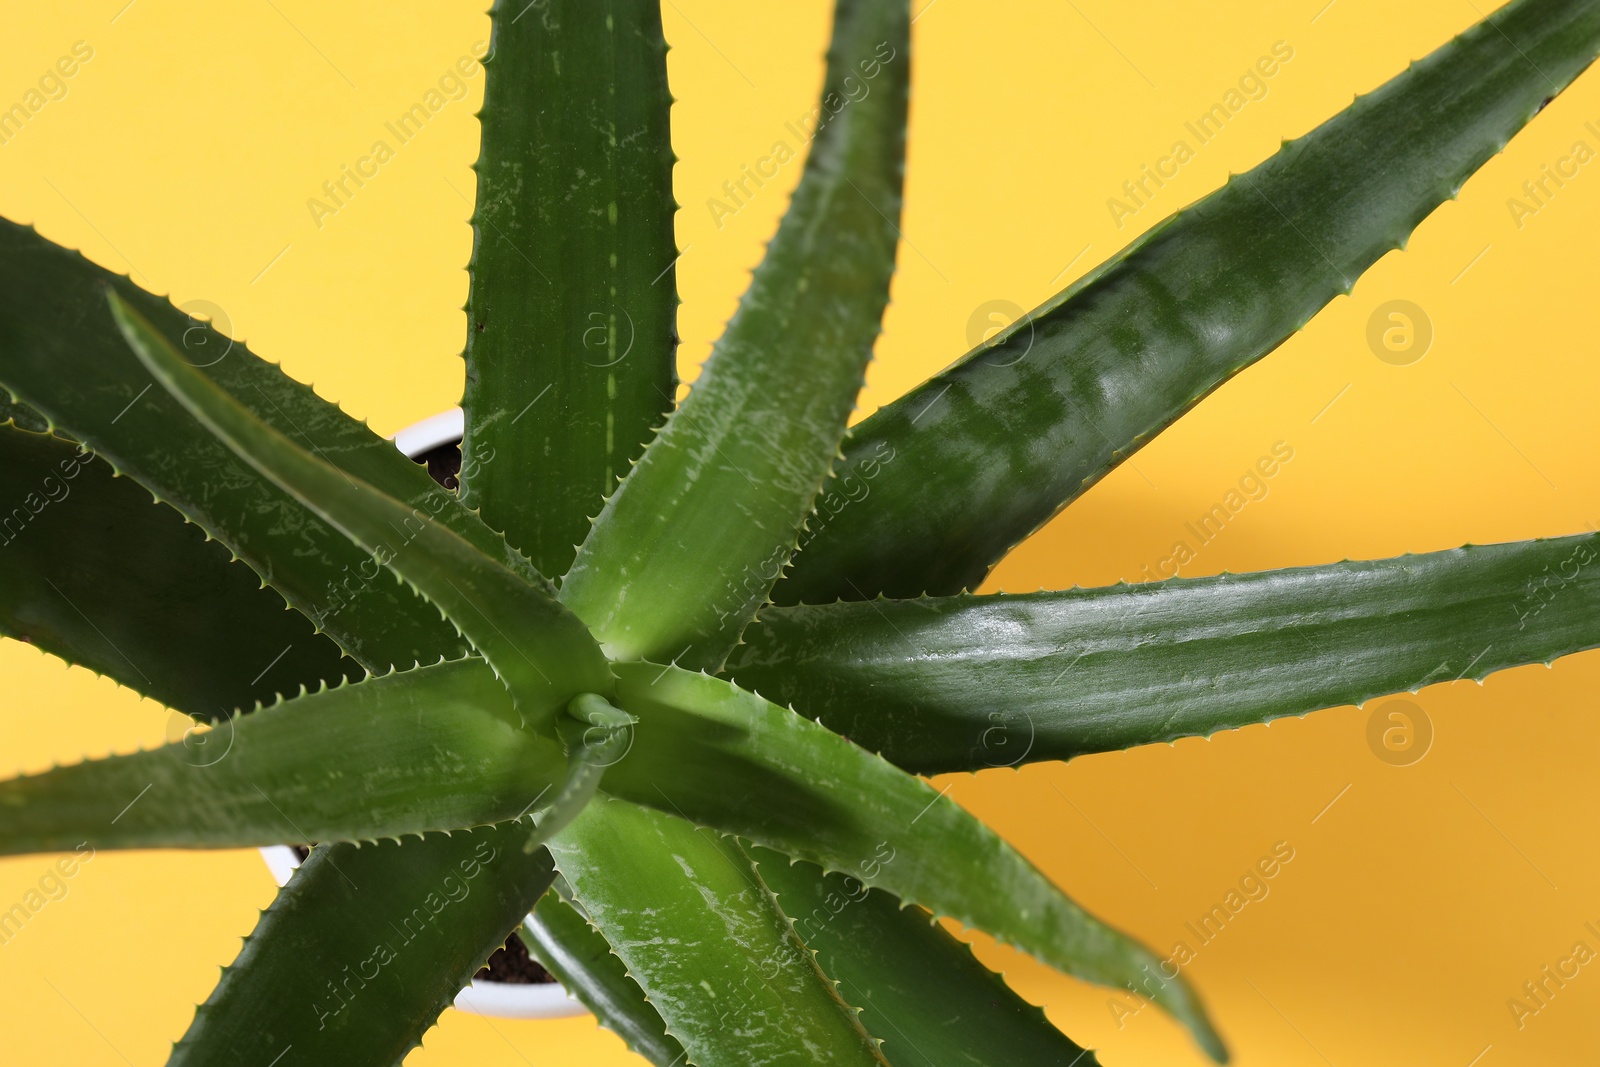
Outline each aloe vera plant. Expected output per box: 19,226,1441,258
3,0,1599,1063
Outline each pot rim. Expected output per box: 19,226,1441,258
391,407,464,459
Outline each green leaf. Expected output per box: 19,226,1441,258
522,6,917,1045
739,533,1600,773
548,798,889,1067
456,5,704,1049
0,392,47,432
456,6,717,1046
0,658,566,854
600,662,1224,1060
750,846,1103,1067
518,693,639,853
170,828,557,1067
521,890,687,1067
108,293,611,726
0,218,475,672
0,422,353,713
561,0,910,669
0,367,554,1064
777,0,1600,603
461,0,679,579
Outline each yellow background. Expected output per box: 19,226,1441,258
2,1,1598,1063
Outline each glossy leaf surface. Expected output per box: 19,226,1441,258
602,662,1224,1059
170,830,556,1067
111,294,611,725
0,219,468,670
548,798,889,1066
778,0,1600,602
0,658,563,854
751,846,1103,1067
521,891,687,1067
461,0,678,578
739,534,1600,772
0,407,542,1065
562,0,910,669
0,422,352,713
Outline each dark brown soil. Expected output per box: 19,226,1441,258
286,845,554,984
413,441,462,491
475,934,556,984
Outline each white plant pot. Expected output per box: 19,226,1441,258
256,407,585,1021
